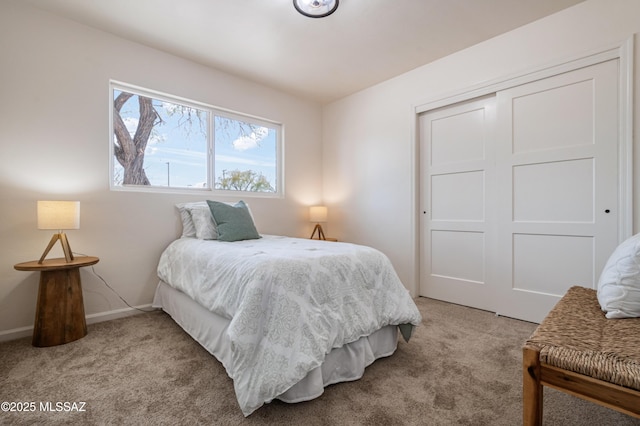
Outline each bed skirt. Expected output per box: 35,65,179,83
152,280,399,405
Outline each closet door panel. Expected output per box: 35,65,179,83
494,59,619,323
419,96,496,311
512,79,594,153
512,159,594,223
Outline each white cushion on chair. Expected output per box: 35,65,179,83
597,233,640,318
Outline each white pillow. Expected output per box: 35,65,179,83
175,202,208,238
597,232,640,318
188,205,218,240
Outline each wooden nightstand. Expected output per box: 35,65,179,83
14,256,99,347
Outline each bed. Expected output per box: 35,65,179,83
152,201,422,416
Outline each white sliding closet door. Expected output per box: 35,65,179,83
419,96,496,312
420,59,621,323
494,60,619,323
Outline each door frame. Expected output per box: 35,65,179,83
410,36,634,299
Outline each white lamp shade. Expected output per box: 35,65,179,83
37,201,80,230
309,206,328,223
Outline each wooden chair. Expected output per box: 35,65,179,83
523,286,640,425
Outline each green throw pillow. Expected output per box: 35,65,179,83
206,200,260,242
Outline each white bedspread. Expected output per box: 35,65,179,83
157,235,422,416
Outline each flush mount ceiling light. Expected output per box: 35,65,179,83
294,0,339,18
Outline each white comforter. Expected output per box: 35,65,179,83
157,235,422,416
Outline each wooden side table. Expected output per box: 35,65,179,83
14,256,99,347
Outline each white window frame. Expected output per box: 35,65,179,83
109,80,284,198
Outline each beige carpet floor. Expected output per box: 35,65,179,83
1,297,639,425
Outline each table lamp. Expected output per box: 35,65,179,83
37,200,80,264
309,206,327,240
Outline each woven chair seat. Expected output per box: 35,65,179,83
526,286,640,391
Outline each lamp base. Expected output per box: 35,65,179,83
38,232,74,264
310,224,326,240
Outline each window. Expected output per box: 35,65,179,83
110,82,282,196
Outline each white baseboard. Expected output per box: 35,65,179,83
85,304,155,324
0,326,32,342
0,304,156,343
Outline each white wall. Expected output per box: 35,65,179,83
0,1,323,336
323,0,640,295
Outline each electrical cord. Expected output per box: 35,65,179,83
74,253,157,313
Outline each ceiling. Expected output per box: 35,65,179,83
24,0,585,104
